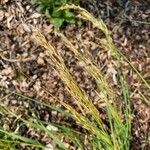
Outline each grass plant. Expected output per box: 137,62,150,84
0,4,150,150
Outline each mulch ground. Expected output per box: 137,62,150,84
0,0,150,149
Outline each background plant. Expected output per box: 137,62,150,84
32,0,80,28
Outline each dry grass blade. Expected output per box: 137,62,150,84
56,32,124,141
59,4,150,92
58,100,112,146
32,30,114,147
56,32,114,102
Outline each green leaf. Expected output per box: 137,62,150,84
51,18,64,29
52,10,62,17
65,17,75,24
60,0,67,4
45,9,52,19
55,0,67,5
63,10,74,18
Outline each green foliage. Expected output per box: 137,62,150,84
32,0,80,28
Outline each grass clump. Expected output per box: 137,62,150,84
0,4,132,150
1,3,150,150
32,14,131,149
